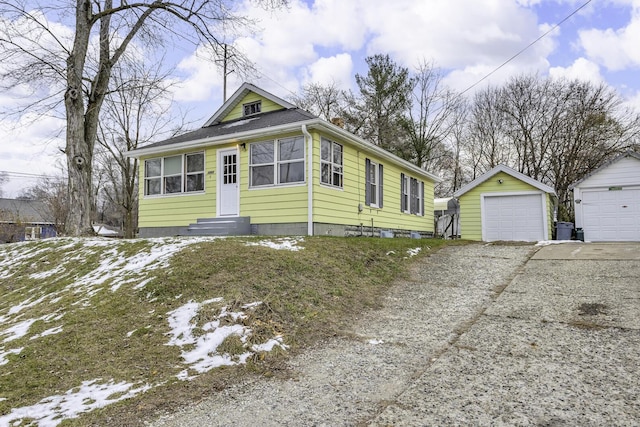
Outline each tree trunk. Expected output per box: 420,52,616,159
64,0,94,236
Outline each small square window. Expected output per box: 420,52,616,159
243,101,261,116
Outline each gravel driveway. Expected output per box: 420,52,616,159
148,243,640,426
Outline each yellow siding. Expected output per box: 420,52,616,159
310,130,435,233
138,129,438,234
138,145,223,227
459,171,549,241
223,93,283,122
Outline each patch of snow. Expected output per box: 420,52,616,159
535,240,586,246
222,117,259,128
2,318,37,343
252,336,288,352
0,379,151,427
29,265,66,280
126,330,136,338
9,295,49,315
406,247,422,257
165,299,287,380
386,250,396,256
244,237,304,251
0,347,23,366
368,339,384,345
0,397,6,401
30,326,63,340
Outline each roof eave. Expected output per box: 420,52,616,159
307,121,443,183
454,165,556,197
125,120,318,158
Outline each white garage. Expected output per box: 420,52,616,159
454,165,556,242
571,152,640,242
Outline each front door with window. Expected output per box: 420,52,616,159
218,149,239,216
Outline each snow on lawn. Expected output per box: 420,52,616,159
166,298,288,380
244,237,304,251
0,237,291,425
406,247,422,257
0,379,151,427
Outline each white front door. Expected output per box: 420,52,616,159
218,149,239,216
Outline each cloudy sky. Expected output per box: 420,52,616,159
1,0,639,197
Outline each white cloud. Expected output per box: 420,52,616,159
549,57,603,83
362,0,548,70
302,54,354,89
578,3,640,70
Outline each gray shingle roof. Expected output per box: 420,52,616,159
0,198,52,224
140,108,316,150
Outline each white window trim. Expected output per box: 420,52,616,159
249,137,306,188
243,101,262,117
320,138,344,189
144,152,205,197
402,175,410,214
369,160,380,208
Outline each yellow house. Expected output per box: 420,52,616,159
453,165,556,242
127,83,441,237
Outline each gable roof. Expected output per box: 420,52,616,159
568,150,640,189
0,198,52,224
453,165,556,198
137,108,316,152
127,83,442,182
203,82,296,126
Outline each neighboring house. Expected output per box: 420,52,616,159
453,165,556,242
127,83,441,238
0,198,57,243
570,151,640,242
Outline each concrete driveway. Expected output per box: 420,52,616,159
372,242,640,426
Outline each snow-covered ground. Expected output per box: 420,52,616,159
0,236,294,427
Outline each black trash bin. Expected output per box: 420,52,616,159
556,222,573,240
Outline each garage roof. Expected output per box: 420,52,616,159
454,165,556,198
568,151,640,189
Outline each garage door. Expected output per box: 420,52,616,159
582,188,640,241
483,194,545,242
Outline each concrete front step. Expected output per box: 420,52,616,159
186,216,251,236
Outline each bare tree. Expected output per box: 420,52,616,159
399,60,464,171
0,0,286,236
96,58,187,238
462,74,640,220
288,81,348,122
0,172,7,197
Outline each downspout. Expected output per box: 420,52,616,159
302,124,313,236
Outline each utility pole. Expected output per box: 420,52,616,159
219,44,235,102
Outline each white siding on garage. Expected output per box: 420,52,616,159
482,193,546,242
573,154,640,242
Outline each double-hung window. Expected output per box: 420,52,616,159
144,152,205,196
400,173,424,216
250,136,305,187
320,138,343,188
365,158,383,208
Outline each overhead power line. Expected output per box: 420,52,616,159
459,0,594,96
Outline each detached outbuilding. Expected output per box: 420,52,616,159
454,165,556,242
570,151,640,242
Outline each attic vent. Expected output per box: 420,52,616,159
243,101,261,116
